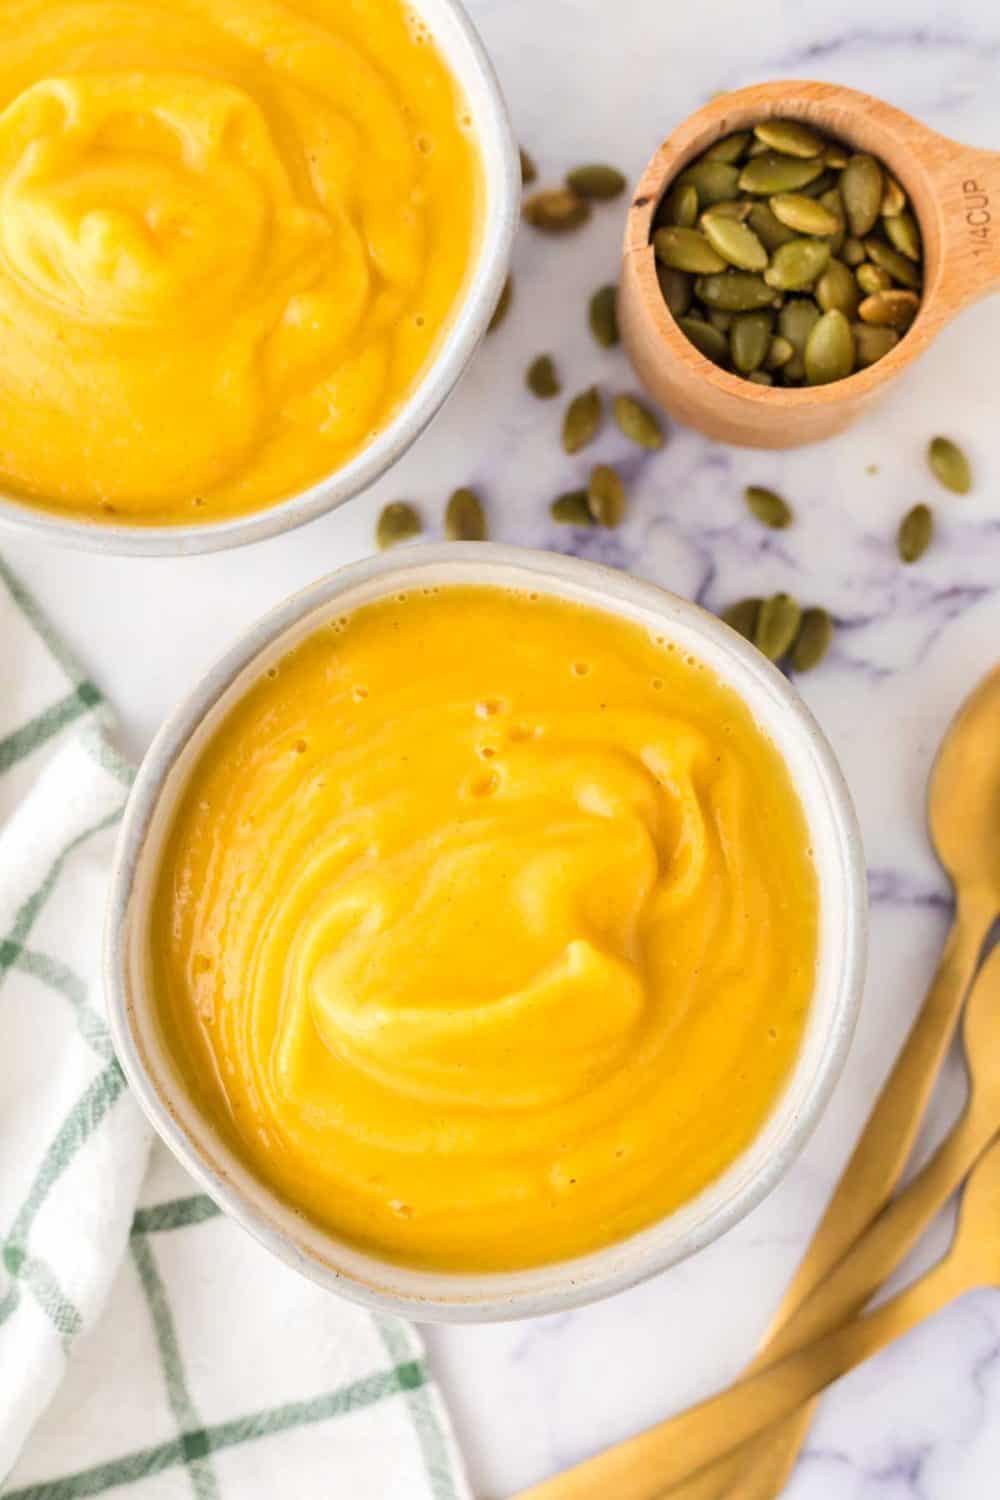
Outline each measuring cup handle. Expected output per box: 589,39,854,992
921,134,1000,314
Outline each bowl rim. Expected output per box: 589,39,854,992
105,544,868,1321
0,0,519,557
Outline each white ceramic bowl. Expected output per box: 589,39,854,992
0,0,518,557
106,545,868,1321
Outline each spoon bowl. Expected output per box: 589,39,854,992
619,80,1000,448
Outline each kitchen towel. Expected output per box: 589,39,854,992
0,557,470,1500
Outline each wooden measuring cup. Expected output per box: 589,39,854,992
618,79,1000,448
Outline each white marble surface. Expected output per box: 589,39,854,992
6,0,1000,1495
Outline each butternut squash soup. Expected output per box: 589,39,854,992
0,0,480,524
151,587,819,1271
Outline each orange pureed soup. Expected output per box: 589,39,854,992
151,587,819,1272
0,0,480,524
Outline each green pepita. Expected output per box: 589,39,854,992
748,370,773,385
764,238,831,290
738,152,826,195
704,131,753,163
707,308,734,332
884,210,921,261
864,237,922,289
816,259,860,319
657,264,693,317
764,334,795,369
857,289,919,329
566,163,626,200
376,501,421,550
677,160,741,206
804,308,855,385
755,593,802,661
700,198,752,222
746,200,798,251
778,298,821,355
897,503,933,563
550,489,594,526
487,275,512,333
842,235,867,266
730,311,773,374
614,393,664,449
587,464,626,527
722,597,762,640
840,154,884,237
660,181,699,228
856,263,892,295
523,187,590,233
444,487,487,541
678,316,730,363
769,192,841,236
695,271,778,311
853,323,899,367
880,175,906,216
752,118,826,158
562,386,601,453
526,353,560,398
745,484,792,528
928,436,972,495
588,284,619,347
702,213,769,271
792,608,834,672
653,226,728,274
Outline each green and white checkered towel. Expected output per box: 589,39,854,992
0,559,471,1500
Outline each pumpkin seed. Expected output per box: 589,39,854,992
567,163,626,200
589,284,619,347
764,334,795,369
928,436,972,494
376,501,421,550
695,271,778,310
723,597,762,640
748,370,773,385
805,308,855,385
799,168,839,200
445,487,487,541
884,210,921,261
856,263,892,295
730,312,773,374
792,608,834,672
661,181,699,228
738,152,826,194
707,308,734,332
818,188,846,251
657,264,692,317
880,175,906,216
519,147,537,186
897,503,933,563
752,118,827,159
747,201,798,251
782,354,806,382
702,213,769,270
769,192,841,236
840,154,884,237
550,489,594,526
755,593,802,661
824,144,849,170
699,198,752,222
864,237,921,289
677,160,741,205
764,238,831,290
779,298,821,356
678,316,729,363
842,235,867,265
745,484,792,528
857,289,919,328
653,226,728,274
526,353,560,398
562,386,601,453
853,323,899,367
523,187,590,233
614,393,664,449
487,275,513,333
704,131,752,163
816,259,860,319
587,464,626,527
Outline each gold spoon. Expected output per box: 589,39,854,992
512,661,1000,1500
515,1134,1000,1500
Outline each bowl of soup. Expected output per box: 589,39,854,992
107,545,867,1318
0,0,517,554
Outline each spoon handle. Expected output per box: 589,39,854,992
653,1101,995,1500
513,1262,964,1500
919,129,1000,314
